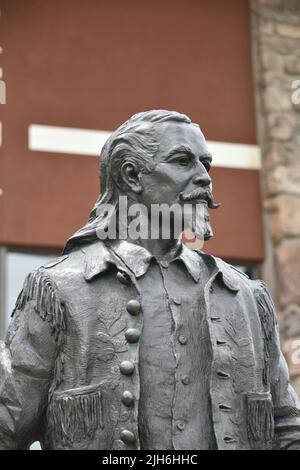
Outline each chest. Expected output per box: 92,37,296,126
58,264,264,393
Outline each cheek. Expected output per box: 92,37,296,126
141,166,192,205
153,165,190,191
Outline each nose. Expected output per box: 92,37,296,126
192,172,211,187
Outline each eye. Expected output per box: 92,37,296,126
173,155,191,166
201,159,211,172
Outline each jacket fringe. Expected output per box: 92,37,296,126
255,282,276,385
48,390,103,447
12,269,66,400
247,394,274,449
12,270,66,341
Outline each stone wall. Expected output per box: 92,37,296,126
251,0,300,395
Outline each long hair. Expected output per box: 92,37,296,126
63,110,194,253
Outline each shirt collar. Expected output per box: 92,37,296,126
110,240,202,283
82,240,240,292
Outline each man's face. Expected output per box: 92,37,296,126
140,121,213,208
138,121,214,240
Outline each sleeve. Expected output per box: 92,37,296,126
255,281,300,450
0,269,66,449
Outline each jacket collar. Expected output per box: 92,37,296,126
82,240,240,292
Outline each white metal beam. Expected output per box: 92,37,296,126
28,124,261,170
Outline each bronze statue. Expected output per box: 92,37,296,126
0,110,299,450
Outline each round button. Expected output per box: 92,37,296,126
117,271,131,286
181,375,190,385
178,335,188,345
122,390,135,407
176,422,185,431
120,429,136,445
119,361,135,376
126,300,141,316
125,328,141,343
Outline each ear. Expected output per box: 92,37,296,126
120,161,143,194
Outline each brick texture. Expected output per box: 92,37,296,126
252,0,300,396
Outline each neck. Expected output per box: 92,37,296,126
109,201,184,260
124,210,182,260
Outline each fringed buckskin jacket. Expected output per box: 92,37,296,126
0,240,300,450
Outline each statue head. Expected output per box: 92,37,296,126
64,110,219,253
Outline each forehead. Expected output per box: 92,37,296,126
155,121,208,158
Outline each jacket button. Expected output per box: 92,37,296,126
126,300,141,316
181,375,190,385
176,421,185,431
120,429,136,445
122,390,135,407
117,271,131,286
178,335,188,345
120,361,135,376
160,260,169,269
125,328,141,343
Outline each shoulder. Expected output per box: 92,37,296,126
214,256,277,320
214,256,250,282
197,250,251,291
12,241,110,339
214,256,275,304
41,247,83,277
198,251,275,307
41,240,111,282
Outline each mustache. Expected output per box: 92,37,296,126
179,188,220,209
